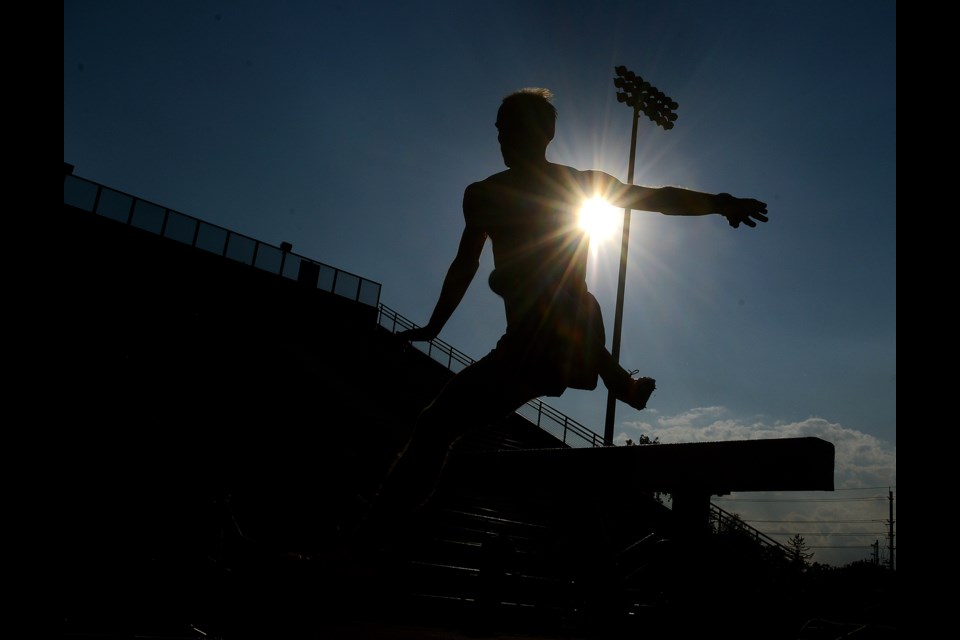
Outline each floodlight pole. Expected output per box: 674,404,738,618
603,107,640,445
603,66,678,445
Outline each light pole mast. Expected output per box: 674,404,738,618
603,66,678,445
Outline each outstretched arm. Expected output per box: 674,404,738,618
587,171,768,228
397,193,487,343
628,185,769,228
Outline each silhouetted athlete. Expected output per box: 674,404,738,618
366,88,768,532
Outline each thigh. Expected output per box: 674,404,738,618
420,348,547,437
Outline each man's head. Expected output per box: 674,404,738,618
496,88,557,167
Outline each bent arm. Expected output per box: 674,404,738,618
417,227,486,338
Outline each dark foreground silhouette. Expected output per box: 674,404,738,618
56,164,895,640
361,88,768,535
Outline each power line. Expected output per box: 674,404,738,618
825,486,897,491
720,486,895,493
715,487,897,503
765,532,886,537
744,519,881,524
713,488,896,567
716,497,887,502
806,545,877,549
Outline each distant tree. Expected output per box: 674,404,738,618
805,560,834,574
623,434,666,504
623,433,659,446
787,534,814,568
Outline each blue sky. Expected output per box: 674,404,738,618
64,0,896,567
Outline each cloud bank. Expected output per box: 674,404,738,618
615,408,896,567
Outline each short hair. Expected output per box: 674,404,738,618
499,88,557,140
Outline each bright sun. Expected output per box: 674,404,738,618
577,196,620,242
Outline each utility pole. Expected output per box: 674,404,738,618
888,488,895,571
604,66,678,445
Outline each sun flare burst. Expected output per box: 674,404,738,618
577,196,620,243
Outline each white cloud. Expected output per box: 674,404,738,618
616,407,897,567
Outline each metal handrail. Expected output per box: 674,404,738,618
63,172,382,308
710,502,793,559
61,167,598,448
377,303,606,449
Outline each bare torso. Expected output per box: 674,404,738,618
465,162,599,330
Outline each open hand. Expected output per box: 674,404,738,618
718,193,768,229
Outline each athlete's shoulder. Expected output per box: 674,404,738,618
462,173,496,224
464,170,511,202
470,169,512,189
547,163,606,185
570,167,622,193
563,166,611,181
